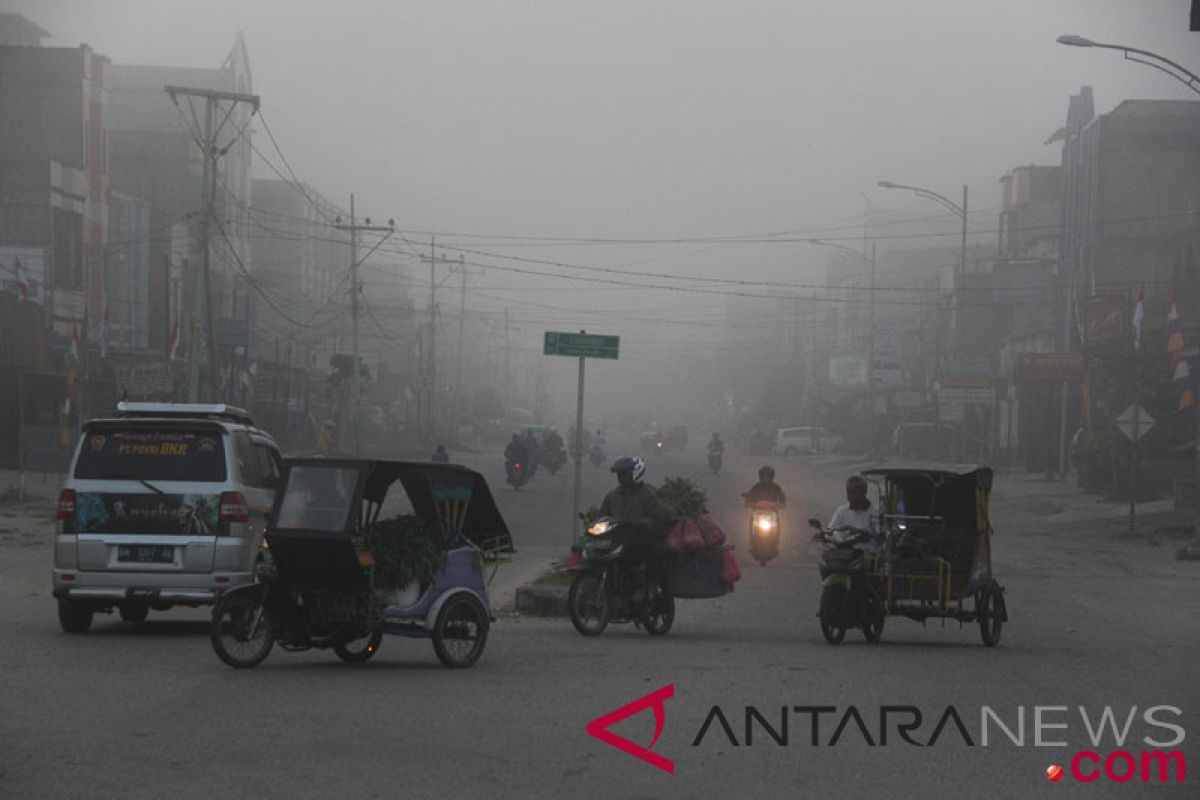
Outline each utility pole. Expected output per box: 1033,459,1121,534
335,200,395,455
452,256,485,441
868,243,878,457
420,241,460,439
166,85,259,403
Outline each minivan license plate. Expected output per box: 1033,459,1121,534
118,545,174,563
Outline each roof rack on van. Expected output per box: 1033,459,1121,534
114,402,256,426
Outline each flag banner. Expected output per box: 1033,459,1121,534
1132,286,1145,351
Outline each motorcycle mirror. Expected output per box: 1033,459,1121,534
807,518,822,530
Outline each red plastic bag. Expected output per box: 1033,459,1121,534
697,514,726,547
721,545,741,583
667,518,706,554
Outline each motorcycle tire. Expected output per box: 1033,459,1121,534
861,595,885,643
819,584,848,645
211,591,275,669
334,628,383,663
568,573,609,636
978,584,1005,647
643,594,675,636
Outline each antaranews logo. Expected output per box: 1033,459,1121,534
586,683,675,775
587,687,1188,784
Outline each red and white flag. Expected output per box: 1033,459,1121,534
14,256,28,301
168,315,180,361
68,325,80,364
99,299,109,358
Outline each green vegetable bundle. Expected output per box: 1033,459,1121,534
656,476,708,520
360,515,446,590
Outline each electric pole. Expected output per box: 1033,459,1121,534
420,241,461,439
335,201,394,455
452,256,485,441
166,85,259,403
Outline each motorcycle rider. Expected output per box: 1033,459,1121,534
505,434,530,484
744,465,786,507
598,456,668,593
824,475,878,538
431,444,449,463
708,432,725,456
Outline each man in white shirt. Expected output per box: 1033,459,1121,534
825,475,878,535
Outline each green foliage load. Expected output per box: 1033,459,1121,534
656,476,708,520
359,515,446,590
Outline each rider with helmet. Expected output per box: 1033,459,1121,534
598,456,669,588
744,465,786,507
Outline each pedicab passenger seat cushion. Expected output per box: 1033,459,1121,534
666,546,728,598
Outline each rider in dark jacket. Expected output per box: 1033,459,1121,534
598,456,668,591
505,434,530,483
744,465,787,507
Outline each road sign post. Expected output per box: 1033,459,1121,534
545,330,619,542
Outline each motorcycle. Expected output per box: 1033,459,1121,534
808,519,885,644
746,500,781,565
540,445,567,475
506,459,531,490
707,450,723,475
567,517,675,637
589,442,606,467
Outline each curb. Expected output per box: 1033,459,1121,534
1176,545,1200,561
514,584,568,617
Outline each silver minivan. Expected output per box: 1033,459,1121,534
52,403,281,632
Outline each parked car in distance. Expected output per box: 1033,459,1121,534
772,426,844,456
52,402,282,633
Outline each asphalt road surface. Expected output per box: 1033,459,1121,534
1,438,1197,798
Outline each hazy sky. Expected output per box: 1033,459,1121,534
7,0,1199,400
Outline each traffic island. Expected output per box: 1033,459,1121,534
514,560,571,617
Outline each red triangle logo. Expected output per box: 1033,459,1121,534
586,683,675,774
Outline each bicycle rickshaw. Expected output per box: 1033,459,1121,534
810,465,1007,646
210,458,514,668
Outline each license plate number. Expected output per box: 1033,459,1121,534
118,545,174,563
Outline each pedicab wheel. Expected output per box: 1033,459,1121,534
861,596,885,643
334,629,383,664
643,593,675,636
57,599,93,633
567,573,609,637
433,593,489,668
211,592,275,669
818,584,848,645
978,584,1005,647
119,601,149,623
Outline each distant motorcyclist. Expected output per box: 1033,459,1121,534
598,456,668,589
431,444,449,463
744,465,786,507
505,434,530,484
707,433,725,456
544,428,564,453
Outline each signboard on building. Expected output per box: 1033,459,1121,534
1082,294,1124,345
1014,352,1085,382
891,389,925,408
941,358,994,388
872,334,905,387
0,246,46,305
829,354,868,387
115,362,174,398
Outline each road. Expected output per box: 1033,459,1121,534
1,437,1197,798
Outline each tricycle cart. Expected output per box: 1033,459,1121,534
210,458,514,669
812,465,1007,646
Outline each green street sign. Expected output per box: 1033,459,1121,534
543,331,619,360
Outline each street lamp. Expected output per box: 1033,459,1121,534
808,238,877,457
877,181,969,275
1056,35,1200,96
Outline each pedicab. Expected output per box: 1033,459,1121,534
210,458,514,668
809,465,1007,646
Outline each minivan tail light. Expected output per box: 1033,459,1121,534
219,491,249,532
56,489,76,521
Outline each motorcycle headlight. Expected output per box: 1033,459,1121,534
588,519,615,536
755,517,774,532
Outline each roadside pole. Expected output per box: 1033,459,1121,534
544,330,620,543
573,351,585,540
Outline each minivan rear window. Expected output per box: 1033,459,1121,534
73,427,227,482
